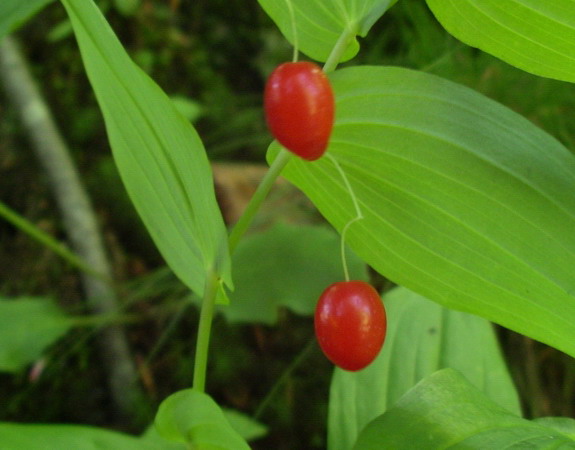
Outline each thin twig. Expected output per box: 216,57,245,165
0,35,142,421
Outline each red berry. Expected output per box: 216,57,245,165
264,61,335,161
314,281,387,371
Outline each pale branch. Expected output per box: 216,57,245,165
0,35,143,420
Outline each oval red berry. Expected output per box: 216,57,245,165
264,61,335,161
314,281,387,371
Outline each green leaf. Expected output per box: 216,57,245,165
426,0,575,83
0,0,54,39
257,0,398,63
59,0,231,296
222,409,268,442
170,96,202,123
0,423,160,449
0,297,72,373
221,223,368,324
140,425,187,449
276,65,575,358
155,389,250,449
533,417,575,440
112,0,140,16
353,369,575,449
328,287,520,450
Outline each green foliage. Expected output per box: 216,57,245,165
0,297,72,373
154,389,250,449
220,223,368,324
257,0,398,63
112,0,140,17
0,0,54,39
222,409,268,442
328,287,521,450
170,96,202,124
426,0,575,83
354,369,575,450
0,422,161,449
353,369,575,449
276,65,575,359
59,0,232,297
140,426,187,449
3,0,575,447
533,417,575,440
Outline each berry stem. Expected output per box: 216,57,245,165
340,217,362,281
327,154,363,282
196,24,349,394
192,269,220,392
228,148,292,255
284,0,299,62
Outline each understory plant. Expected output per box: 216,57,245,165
2,0,575,448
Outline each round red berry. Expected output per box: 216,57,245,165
315,281,387,371
264,61,335,161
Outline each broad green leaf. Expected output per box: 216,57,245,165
257,0,398,63
155,389,250,449
0,0,54,39
59,0,231,296
0,297,72,373
275,65,575,359
140,425,187,449
426,0,575,83
0,423,160,449
533,417,575,440
221,223,368,324
222,409,268,442
353,369,575,449
328,287,520,450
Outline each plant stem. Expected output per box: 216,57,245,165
253,338,317,420
323,25,358,74
0,200,109,283
326,154,363,281
194,148,290,393
284,0,299,62
195,147,290,392
197,25,351,395
229,25,354,263
193,270,220,392
228,148,292,254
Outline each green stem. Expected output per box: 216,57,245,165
194,147,290,393
326,154,363,281
0,199,109,283
322,25,358,74
228,148,292,254
229,27,353,258
196,27,355,395
193,270,220,392
253,338,317,420
69,311,139,327
284,0,299,62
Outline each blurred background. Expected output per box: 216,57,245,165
1,0,574,448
